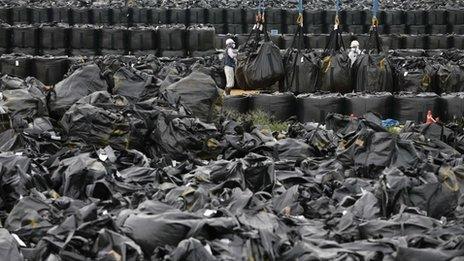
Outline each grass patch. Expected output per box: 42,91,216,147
224,109,290,133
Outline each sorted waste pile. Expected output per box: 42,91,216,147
1,52,464,260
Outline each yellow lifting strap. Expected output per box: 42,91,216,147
372,16,379,27
334,14,340,27
296,13,304,27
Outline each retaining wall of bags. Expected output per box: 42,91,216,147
0,24,217,57
0,7,464,34
223,92,464,124
1,24,464,56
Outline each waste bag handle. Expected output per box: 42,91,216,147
241,9,267,50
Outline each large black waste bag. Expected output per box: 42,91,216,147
112,66,155,101
50,152,108,199
396,247,464,261
11,25,38,55
93,229,144,261
112,7,130,26
70,8,90,25
39,24,69,56
5,190,61,241
0,77,48,120
128,26,157,55
0,229,23,261
345,92,393,118
437,64,464,93
223,95,249,114
359,211,439,239
337,129,422,175
244,33,284,89
392,57,439,93
132,8,150,25
442,93,464,122
120,208,237,255
0,54,32,79
164,71,223,123
0,24,10,55
33,56,69,86
393,92,443,123
167,238,216,261
402,166,460,219
11,6,29,25
158,24,186,51
150,111,220,161
296,93,345,123
187,25,215,52
320,28,352,93
283,25,321,94
60,91,143,151
242,153,275,193
31,8,51,25
91,8,111,25
48,64,108,120
70,25,99,56
100,26,127,55
353,27,394,92
249,92,296,122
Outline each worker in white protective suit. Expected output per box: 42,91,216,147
224,38,237,95
348,40,361,66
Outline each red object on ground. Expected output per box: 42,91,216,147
426,110,437,124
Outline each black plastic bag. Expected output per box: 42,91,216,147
345,92,393,118
249,93,296,122
437,63,464,93
297,93,345,123
283,25,321,94
164,71,222,123
320,28,352,93
244,38,284,89
49,63,108,120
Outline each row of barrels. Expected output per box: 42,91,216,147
1,7,463,28
224,92,464,124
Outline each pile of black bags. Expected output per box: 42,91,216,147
1,54,464,260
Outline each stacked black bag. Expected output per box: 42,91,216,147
235,12,284,90
320,24,352,93
283,19,320,94
352,25,394,92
